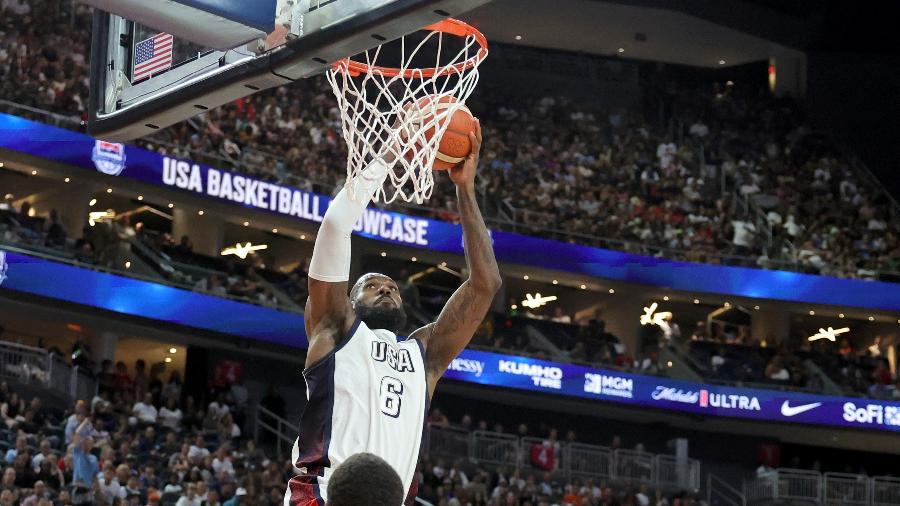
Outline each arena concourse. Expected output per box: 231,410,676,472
0,1,899,505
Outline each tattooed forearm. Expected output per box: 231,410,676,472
457,186,501,290
419,186,502,382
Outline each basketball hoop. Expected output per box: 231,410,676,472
327,19,488,204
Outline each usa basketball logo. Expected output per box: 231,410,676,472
0,250,7,286
91,140,127,176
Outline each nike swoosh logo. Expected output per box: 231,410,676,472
780,401,822,417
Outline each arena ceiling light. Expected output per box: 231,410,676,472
220,242,267,259
808,326,849,342
640,302,672,326
88,210,116,226
198,210,205,216
64,177,70,183
89,198,97,207
617,47,625,54
522,293,557,309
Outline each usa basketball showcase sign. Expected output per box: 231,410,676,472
2,113,900,312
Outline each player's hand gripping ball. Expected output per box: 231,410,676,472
401,95,477,170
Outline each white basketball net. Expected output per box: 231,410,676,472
326,20,487,204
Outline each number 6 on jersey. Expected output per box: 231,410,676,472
380,377,405,418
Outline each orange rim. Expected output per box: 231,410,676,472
333,18,488,78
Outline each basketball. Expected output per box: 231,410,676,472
404,95,476,170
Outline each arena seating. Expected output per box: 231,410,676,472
0,352,712,506
1,1,898,283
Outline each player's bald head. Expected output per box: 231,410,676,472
350,272,407,332
350,272,393,300
326,452,403,506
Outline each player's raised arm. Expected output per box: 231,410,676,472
305,160,388,368
414,120,502,392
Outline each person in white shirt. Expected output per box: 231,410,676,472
868,217,887,231
211,446,235,478
132,393,158,424
656,141,677,169
731,220,757,255
635,485,651,506
783,214,802,238
175,482,203,506
158,397,183,430
739,181,760,196
97,463,126,504
207,395,230,421
689,121,709,138
31,439,53,470
188,435,211,463
550,307,572,324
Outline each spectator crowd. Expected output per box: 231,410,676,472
687,320,899,398
0,355,706,506
1,0,897,283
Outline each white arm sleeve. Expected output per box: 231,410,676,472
307,159,388,282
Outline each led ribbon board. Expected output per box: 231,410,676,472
445,349,900,433
2,250,898,433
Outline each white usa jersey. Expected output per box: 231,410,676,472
285,318,428,506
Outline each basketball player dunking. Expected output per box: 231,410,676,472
285,119,501,506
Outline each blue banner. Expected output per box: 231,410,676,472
178,0,277,32
446,349,900,433
0,251,306,347
2,113,900,311
3,249,899,433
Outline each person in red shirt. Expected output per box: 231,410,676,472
562,484,583,506
872,359,893,385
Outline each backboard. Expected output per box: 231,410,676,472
87,0,490,142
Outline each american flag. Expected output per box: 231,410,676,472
133,32,174,82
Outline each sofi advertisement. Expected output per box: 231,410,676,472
2,113,900,311
2,250,899,433
446,349,900,433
